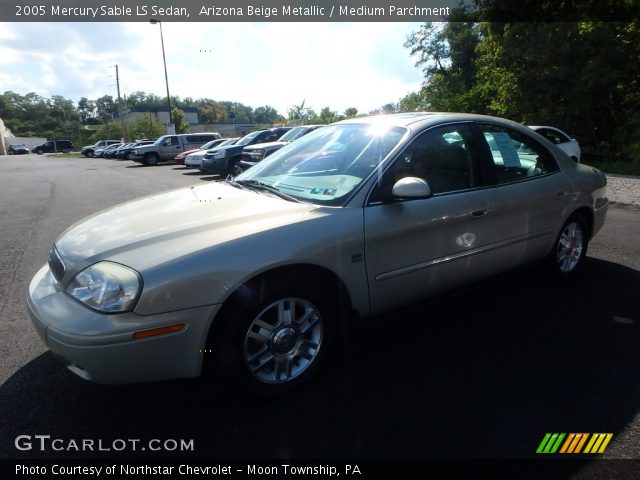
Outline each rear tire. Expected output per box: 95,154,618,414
550,213,589,279
208,277,336,395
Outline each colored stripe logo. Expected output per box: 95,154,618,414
537,433,613,454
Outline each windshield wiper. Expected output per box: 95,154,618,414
234,179,302,203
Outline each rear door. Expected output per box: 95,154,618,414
475,123,573,271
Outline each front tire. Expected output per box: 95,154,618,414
209,278,335,395
36,149,44,155
143,153,160,166
550,213,589,279
227,156,242,176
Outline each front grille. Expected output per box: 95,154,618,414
48,246,66,282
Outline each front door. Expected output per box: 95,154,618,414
364,123,497,314
159,135,181,160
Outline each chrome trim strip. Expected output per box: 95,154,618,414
375,230,553,281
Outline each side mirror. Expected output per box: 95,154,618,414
391,177,432,198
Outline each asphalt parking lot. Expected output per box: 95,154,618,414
1,155,639,466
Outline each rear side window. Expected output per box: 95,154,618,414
185,135,210,143
479,124,559,184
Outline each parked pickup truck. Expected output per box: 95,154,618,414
132,133,221,166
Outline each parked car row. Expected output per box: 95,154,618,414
75,124,582,184
183,138,240,168
104,141,154,159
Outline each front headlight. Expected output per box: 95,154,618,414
66,262,141,313
213,150,227,159
250,149,265,159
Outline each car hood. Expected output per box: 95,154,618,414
55,182,318,271
207,144,243,155
244,141,288,151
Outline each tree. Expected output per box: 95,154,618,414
199,101,227,123
316,106,342,124
95,95,117,125
128,113,165,140
287,100,316,124
171,107,189,134
381,103,398,115
344,107,358,118
401,15,640,158
254,105,282,124
77,97,95,123
402,22,483,112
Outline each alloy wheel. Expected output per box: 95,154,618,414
243,298,323,384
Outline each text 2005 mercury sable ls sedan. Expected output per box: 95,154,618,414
27,113,608,394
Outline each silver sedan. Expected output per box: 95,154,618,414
27,113,608,394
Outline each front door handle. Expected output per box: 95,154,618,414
470,208,491,219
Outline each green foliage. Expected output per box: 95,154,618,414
171,108,189,134
0,90,79,141
128,113,165,140
254,105,284,124
315,107,343,124
586,159,640,176
344,107,359,118
400,19,640,158
287,100,316,124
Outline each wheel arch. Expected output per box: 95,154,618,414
204,263,354,362
571,205,594,239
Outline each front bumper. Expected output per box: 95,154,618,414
27,264,220,384
185,154,205,168
237,160,258,172
202,156,228,173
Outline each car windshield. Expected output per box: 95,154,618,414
234,123,406,206
218,138,238,147
278,127,312,143
235,131,263,147
200,140,219,149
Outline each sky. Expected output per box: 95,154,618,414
0,22,425,116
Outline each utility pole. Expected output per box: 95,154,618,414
115,64,121,101
150,19,173,130
112,64,125,141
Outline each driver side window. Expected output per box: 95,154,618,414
163,136,179,146
370,124,480,202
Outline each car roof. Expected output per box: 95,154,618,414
337,112,525,131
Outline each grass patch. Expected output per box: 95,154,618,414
585,159,640,176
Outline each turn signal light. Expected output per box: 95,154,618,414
133,323,185,340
